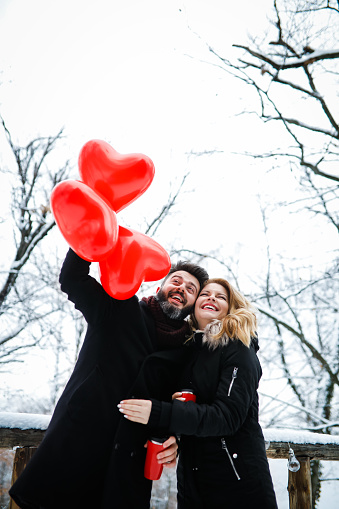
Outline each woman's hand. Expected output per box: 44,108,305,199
172,392,185,401
118,401,178,467
118,399,152,424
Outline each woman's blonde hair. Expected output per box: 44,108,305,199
190,278,257,348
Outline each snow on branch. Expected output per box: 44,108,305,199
256,303,302,339
233,46,339,70
260,392,332,427
257,304,339,386
266,117,336,138
11,219,55,271
0,325,26,346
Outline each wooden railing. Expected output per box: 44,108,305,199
1,412,339,509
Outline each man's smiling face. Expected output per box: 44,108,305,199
156,271,200,320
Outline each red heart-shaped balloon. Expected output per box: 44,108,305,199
99,226,171,299
50,180,119,262
78,140,155,213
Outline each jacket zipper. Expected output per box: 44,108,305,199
221,438,241,481
227,367,238,396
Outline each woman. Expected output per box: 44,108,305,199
119,279,278,509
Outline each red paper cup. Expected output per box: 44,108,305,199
181,389,196,402
144,439,165,480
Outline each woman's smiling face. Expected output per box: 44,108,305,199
194,282,229,330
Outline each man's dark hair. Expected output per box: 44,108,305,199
162,260,209,291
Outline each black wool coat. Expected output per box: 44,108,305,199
149,333,278,509
9,249,188,509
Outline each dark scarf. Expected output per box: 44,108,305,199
142,296,190,349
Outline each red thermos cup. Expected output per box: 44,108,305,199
181,389,196,402
144,437,167,480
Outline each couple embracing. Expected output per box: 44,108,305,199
10,249,277,509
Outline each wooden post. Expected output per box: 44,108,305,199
9,446,37,509
288,456,312,509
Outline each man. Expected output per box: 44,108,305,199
9,248,208,509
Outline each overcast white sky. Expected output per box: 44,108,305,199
0,0,271,147
0,0,280,274
1,0,332,269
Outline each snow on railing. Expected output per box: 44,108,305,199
0,411,50,431
1,411,339,448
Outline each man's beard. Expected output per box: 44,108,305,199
156,289,194,320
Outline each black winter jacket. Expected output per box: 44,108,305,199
149,332,278,509
9,249,189,509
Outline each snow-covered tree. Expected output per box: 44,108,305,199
0,116,76,387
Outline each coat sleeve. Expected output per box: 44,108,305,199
149,343,262,438
59,248,113,325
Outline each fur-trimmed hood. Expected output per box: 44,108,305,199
194,320,259,352
198,320,230,350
